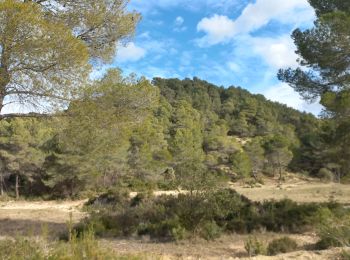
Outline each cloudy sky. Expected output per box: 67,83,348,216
97,0,323,114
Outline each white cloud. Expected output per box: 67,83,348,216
227,62,241,73
116,42,146,63
174,16,187,32
196,15,236,46
263,83,322,114
139,31,151,39
233,0,313,34
248,35,299,69
175,16,184,26
196,0,314,46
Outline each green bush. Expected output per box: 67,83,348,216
267,237,298,256
80,189,349,241
315,213,350,250
171,225,188,241
244,236,267,257
199,221,222,241
317,168,334,182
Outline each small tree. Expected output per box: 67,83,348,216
43,71,158,196
0,118,50,198
230,151,252,178
245,139,265,178
264,136,293,180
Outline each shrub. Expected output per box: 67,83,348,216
244,236,267,257
171,225,188,241
315,213,350,250
80,189,349,241
199,221,222,241
51,227,121,259
317,168,334,182
267,237,298,256
0,238,45,260
85,188,130,208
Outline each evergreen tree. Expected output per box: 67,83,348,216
278,0,350,179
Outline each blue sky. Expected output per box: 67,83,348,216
98,0,323,114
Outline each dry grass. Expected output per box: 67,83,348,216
0,200,86,238
102,233,346,260
0,200,86,223
232,177,350,204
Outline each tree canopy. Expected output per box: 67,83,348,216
0,0,139,118
278,0,350,179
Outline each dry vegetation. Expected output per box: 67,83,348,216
0,178,349,259
232,175,350,204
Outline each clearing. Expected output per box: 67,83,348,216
0,179,348,259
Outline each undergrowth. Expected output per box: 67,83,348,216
77,188,349,241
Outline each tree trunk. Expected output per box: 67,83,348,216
15,174,19,199
279,166,282,181
0,171,4,196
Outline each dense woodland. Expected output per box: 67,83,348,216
0,0,349,199
0,75,346,198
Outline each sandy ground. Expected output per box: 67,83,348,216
102,233,327,259
231,180,350,204
0,200,86,238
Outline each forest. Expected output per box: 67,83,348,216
0,0,349,259
0,75,337,198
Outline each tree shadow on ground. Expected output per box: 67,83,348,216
0,218,67,239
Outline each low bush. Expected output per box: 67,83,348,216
317,168,334,182
78,189,349,241
267,237,298,256
244,236,267,257
315,212,350,250
199,221,222,241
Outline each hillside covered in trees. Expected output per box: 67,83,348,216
1,75,342,198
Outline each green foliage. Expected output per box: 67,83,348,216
231,151,252,178
317,168,334,182
0,77,326,198
199,221,222,241
316,212,350,249
278,1,350,180
0,0,139,117
79,189,348,241
267,237,298,256
244,236,267,257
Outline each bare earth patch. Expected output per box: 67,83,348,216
0,200,86,237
